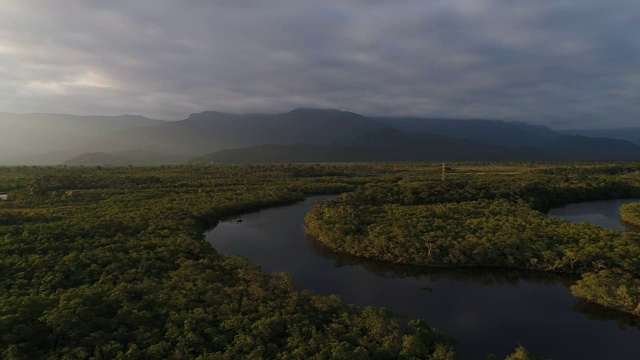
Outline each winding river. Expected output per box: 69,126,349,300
206,197,640,359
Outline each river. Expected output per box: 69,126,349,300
548,198,640,231
206,196,640,359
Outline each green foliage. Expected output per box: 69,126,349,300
485,345,543,360
305,162,640,317
571,270,640,316
308,198,631,271
2,162,639,358
620,201,640,227
504,345,542,360
0,164,454,359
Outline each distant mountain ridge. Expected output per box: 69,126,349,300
191,139,548,164
376,116,640,160
561,128,640,145
76,108,389,157
376,117,559,148
3,108,640,165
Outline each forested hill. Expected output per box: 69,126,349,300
64,109,392,160
376,117,559,148
74,108,640,163
190,143,383,164
5,108,640,164
191,134,548,164
561,127,640,145
377,117,640,159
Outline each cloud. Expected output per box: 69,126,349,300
0,0,639,127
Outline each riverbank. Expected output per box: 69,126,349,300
305,172,640,318
207,194,640,359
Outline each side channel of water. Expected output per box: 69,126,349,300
206,196,640,359
547,198,640,231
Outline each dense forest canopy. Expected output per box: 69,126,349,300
620,202,640,228
305,162,640,318
1,162,638,358
0,164,462,359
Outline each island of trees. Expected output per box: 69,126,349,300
3,162,634,358
305,163,640,319
621,201,640,228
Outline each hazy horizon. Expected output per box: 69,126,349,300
1,108,639,131
1,1,639,129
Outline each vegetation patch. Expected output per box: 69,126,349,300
305,163,640,317
620,201,640,228
2,162,638,358
0,165,455,359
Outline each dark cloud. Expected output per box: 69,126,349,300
1,0,639,128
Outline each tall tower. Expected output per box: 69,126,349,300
441,163,446,181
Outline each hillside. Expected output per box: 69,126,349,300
561,128,640,145
190,143,382,164
377,117,558,148
6,108,640,165
74,108,391,157
73,109,640,163
546,135,640,160
377,117,640,160
191,128,549,164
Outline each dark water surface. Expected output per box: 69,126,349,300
206,196,640,359
548,198,640,231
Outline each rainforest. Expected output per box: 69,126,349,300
1,162,640,359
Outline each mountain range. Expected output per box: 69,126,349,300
1,109,640,165
560,128,640,146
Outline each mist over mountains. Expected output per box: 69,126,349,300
0,113,164,164
2,109,640,165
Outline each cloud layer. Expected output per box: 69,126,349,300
1,0,639,128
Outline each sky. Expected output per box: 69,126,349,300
0,0,639,128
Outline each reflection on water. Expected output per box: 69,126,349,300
206,196,640,359
308,236,577,287
572,301,640,332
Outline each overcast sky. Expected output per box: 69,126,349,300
1,1,639,128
